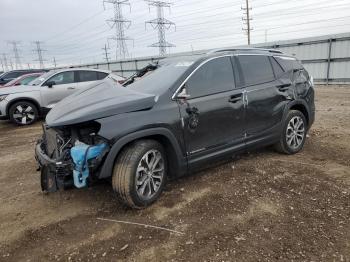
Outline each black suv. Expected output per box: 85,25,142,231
35,48,315,208
0,69,47,85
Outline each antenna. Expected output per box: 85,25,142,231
242,0,253,45
8,41,22,69
145,0,176,56
103,0,132,60
33,41,46,69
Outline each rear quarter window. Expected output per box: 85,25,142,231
274,56,303,72
97,72,108,80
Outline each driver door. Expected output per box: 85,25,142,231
40,71,78,109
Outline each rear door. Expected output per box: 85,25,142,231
235,54,290,142
40,71,78,108
176,56,246,169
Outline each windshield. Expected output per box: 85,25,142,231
29,70,57,86
128,56,199,94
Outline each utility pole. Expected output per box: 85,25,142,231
145,0,176,56
27,63,31,69
8,41,22,69
33,41,46,69
103,0,132,60
1,54,8,71
242,0,252,45
53,57,57,68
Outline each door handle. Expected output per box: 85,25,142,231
67,87,76,90
228,94,242,103
276,83,291,91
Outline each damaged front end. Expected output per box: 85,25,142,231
35,121,109,192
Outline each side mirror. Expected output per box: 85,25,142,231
45,81,55,88
176,86,191,99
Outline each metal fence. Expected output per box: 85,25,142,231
69,32,350,84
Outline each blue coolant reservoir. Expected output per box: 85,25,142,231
70,142,108,188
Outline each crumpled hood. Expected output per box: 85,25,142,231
0,85,40,94
46,79,157,127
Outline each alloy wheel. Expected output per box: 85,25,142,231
135,149,164,200
12,104,35,125
286,116,305,149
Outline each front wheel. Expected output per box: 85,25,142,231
9,101,39,126
112,140,167,208
274,110,307,154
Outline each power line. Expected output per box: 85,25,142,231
103,0,133,60
8,41,22,69
242,0,252,45
33,41,46,69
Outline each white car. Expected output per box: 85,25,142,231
0,68,124,125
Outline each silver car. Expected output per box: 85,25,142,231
0,68,124,125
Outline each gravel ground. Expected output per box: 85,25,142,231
0,86,349,261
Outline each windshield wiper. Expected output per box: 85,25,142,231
122,62,159,87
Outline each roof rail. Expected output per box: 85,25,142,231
208,48,283,54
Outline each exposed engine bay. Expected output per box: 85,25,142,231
36,122,109,192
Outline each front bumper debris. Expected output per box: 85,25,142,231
35,141,73,192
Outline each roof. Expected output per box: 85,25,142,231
51,67,111,74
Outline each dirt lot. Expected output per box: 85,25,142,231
0,86,349,261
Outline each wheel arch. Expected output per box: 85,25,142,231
6,97,41,116
285,100,311,128
98,128,187,179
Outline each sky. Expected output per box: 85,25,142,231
0,0,350,69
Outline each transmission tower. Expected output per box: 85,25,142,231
145,0,175,56
242,0,253,45
102,44,111,63
8,41,22,69
1,54,9,71
33,41,46,69
103,0,132,60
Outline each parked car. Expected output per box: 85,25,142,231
35,48,315,208
1,72,44,88
0,69,46,85
0,68,123,125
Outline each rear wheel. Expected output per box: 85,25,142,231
9,101,38,126
112,140,167,208
274,110,307,154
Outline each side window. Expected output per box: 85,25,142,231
237,55,275,86
3,72,21,79
270,57,284,78
97,72,108,80
20,76,38,85
47,71,75,85
186,57,235,98
78,71,98,82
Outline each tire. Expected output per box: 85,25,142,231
274,110,307,154
9,101,39,126
112,139,167,208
